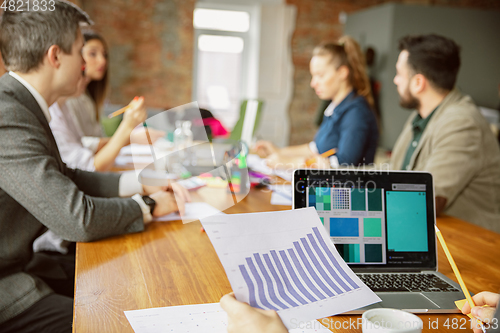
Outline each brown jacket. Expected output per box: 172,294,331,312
391,89,500,233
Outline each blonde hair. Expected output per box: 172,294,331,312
313,36,375,110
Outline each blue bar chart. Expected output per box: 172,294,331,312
201,208,381,328
238,227,360,310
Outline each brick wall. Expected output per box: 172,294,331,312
1,0,194,109
284,0,500,145
80,0,195,109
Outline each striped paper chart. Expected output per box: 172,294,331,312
201,208,380,329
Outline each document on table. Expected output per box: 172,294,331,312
120,144,156,156
269,184,293,206
124,302,333,333
200,208,381,329
246,154,293,181
154,202,223,223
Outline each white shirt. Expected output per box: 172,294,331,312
8,73,151,228
66,93,102,151
49,101,97,171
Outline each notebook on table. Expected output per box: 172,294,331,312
292,169,464,313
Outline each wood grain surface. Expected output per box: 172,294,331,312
73,186,500,333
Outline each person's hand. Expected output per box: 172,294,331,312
265,152,282,168
149,190,184,218
130,126,166,145
461,291,499,333
265,153,306,170
305,154,331,169
144,183,191,215
253,140,278,158
144,182,191,216
122,96,147,130
220,293,288,333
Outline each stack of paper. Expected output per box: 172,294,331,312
246,154,293,181
269,184,293,206
125,303,333,333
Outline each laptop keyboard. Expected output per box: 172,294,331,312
357,273,460,292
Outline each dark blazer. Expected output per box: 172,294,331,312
0,74,144,323
314,92,378,165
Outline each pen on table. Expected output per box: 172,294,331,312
305,148,337,167
143,121,158,161
435,225,487,333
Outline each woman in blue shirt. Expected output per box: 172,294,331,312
255,36,378,168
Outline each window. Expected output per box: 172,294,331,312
194,8,250,32
193,7,252,130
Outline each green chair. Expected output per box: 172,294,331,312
229,99,264,143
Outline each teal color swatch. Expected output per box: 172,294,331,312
351,188,366,211
364,218,382,237
386,191,428,252
367,188,382,211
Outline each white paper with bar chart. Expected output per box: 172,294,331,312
200,207,380,328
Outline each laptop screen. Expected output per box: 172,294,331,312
293,169,437,272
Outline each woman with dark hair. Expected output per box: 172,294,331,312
49,30,164,171
255,36,378,168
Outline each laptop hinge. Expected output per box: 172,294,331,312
352,267,433,274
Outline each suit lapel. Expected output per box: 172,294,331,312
1,74,65,168
408,89,462,169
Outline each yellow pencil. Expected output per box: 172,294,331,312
435,225,486,333
305,148,337,167
107,105,131,118
108,96,143,118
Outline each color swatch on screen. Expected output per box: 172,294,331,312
365,244,383,263
386,191,428,252
335,244,360,263
367,189,383,211
308,187,331,211
332,188,350,210
330,218,359,237
351,189,366,211
363,218,382,237
320,217,324,225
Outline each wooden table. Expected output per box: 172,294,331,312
73,186,500,332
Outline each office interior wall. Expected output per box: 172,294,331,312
254,4,296,147
346,3,500,149
344,4,403,150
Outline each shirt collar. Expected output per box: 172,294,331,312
412,106,439,132
9,71,51,122
323,102,336,117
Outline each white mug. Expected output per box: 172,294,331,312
362,308,423,333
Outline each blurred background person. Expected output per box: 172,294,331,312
49,30,164,171
254,36,378,169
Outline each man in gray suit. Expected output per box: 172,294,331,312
0,1,189,332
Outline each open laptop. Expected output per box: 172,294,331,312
292,169,465,313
